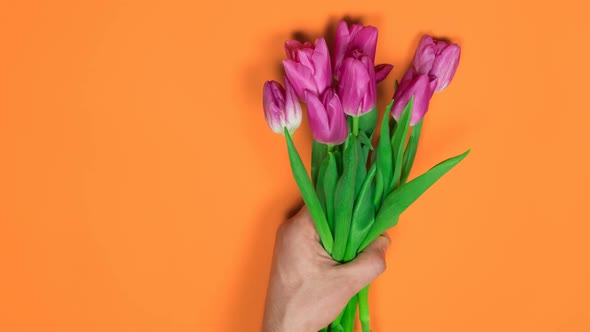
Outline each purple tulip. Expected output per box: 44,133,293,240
263,79,302,134
303,89,349,145
413,35,461,92
282,38,332,100
391,35,461,125
338,49,377,116
333,20,393,83
391,70,437,125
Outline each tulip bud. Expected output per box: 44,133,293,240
263,79,302,134
413,35,461,92
338,49,377,117
304,89,349,145
282,38,332,99
391,71,437,125
391,35,461,125
333,20,392,83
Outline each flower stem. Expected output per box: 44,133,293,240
358,285,371,332
352,116,360,136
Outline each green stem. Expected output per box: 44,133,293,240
358,285,371,332
352,116,360,136
342,296,358,332
330,308,346,331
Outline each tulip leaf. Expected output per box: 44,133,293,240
315,154,331,216
332,134,360,262
358,149,470,252
374,99,394,208
284,129,334,254
323,153,338,234
355,131,372,198
391,97,413,190
344,163,376,262
359,107,378,137
311,140,328,186
357,131,373,150
401,120,423,184
334,150,343,176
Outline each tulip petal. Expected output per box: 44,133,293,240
333,21,351,77
391,74,435,125
339,57,371,116
285,40,303,60
349,26,378,63
311,38,332,94
431,43,461,91
374,64,393,83
413,35,436,74
360,56,377,114
304,91,332,144
263,81,287,134
283,59,317,99
323,92,348,145
284,77,302,133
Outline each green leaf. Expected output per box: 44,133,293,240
332,134,360,262
355,153,367,199
390,97,413,190
334,150,343,176
355,131,372,198
359,149,470,252
344,164,376,262
374,100,394,208
374,170,384,209
357,131,373,149
311,140,328,186
323,153,338,235
284,129,334,254
359,107,378,137
315,154,331,216
401,120,423,184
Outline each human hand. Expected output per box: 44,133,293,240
262,207,391,332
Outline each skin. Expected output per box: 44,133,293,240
262,207,391,332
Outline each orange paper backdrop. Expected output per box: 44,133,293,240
1,0,589,331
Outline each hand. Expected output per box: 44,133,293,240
262,207,391,332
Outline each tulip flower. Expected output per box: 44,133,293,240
283,38,332,100
303,89,349,145
263,79,302,134
391,35,461,125
391,71,437,125
333,20,393,83
412,35,461,92
338,49,377,117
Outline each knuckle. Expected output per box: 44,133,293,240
371,256,386,275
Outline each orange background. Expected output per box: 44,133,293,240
1,0,589,331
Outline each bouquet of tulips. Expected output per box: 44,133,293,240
262,20,469,331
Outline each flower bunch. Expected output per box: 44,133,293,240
263,21,468,332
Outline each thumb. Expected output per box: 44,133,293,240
337,233,391,292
